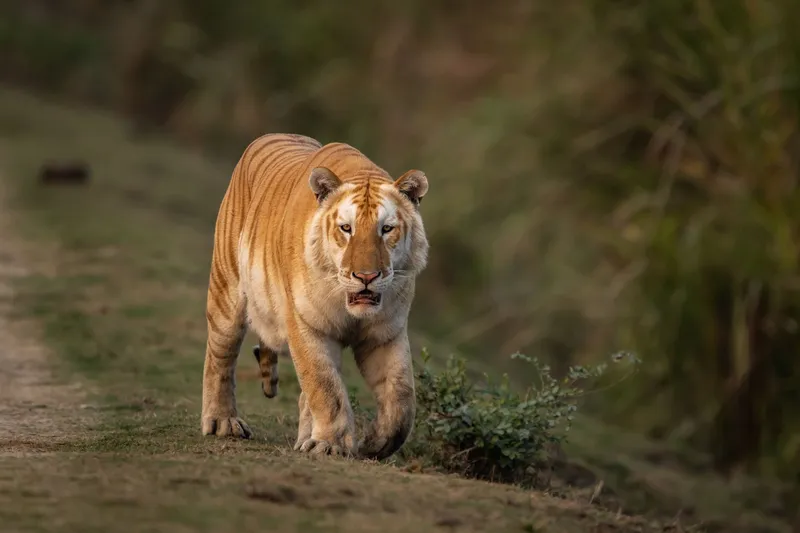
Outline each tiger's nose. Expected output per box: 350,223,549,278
352,271,381,286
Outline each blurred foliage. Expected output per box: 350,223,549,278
563,0,800,481
2,0,799,485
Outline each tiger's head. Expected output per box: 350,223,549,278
306,167,429,319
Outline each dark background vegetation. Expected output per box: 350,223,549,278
3,0,799,506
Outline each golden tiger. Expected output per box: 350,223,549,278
201,133,429,459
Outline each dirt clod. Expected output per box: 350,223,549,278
245,483,301,505
435,516,463,528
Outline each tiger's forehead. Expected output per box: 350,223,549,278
335,180,399,222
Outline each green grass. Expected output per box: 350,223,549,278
0,86,793,533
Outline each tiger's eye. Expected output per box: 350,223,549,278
340,224,352,233
382,225,394,234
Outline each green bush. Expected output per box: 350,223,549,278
401,349,639,486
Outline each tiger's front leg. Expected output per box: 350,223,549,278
287,320,357,456
354,332,415,460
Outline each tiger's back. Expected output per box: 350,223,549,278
206,133,321,315
231,133,323,351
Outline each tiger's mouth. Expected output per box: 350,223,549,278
347,290,382,306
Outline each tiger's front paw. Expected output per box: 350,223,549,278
201,414,253,439
294,436,355,457
293,419,356,457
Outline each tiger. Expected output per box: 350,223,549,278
201,133,429,460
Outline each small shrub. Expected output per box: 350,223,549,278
403,349,638,486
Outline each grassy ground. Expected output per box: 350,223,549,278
0,86,793,533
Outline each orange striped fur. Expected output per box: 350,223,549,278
201,133,429,459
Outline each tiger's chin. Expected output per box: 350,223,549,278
345,289,383,318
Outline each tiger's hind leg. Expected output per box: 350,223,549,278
252,341,279,398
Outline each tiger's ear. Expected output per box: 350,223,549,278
309,167,342,204
394,169,428,207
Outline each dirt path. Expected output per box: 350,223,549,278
0,182,89,454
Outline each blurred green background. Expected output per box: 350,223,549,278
3,0,799,486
